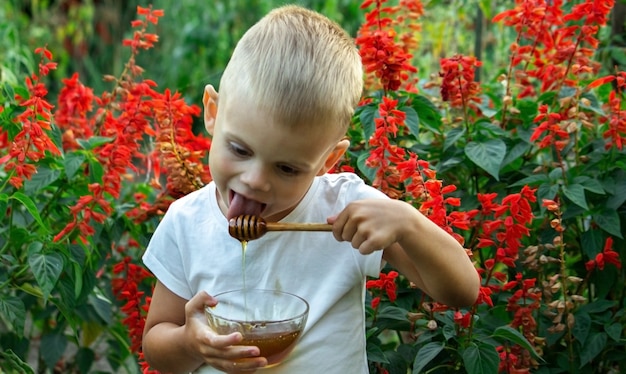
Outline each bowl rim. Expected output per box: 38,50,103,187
206,288,310,325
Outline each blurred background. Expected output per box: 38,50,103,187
1,0,624,125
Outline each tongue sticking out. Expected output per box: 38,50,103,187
227,192,264,220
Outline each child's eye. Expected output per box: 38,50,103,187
228,142,250,157
277,164,300,176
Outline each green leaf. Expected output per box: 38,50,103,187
0,350,35,374
76,135,114,150
366,342,389,363
412,342,444,374
515,99,539,125
464,139,506,180
76,347,95,374
443,127,466,151
9,192,49,233
562,184,588,210
87,157,104,184
462,342,499,374
537,182,560,204
402,105,419,136
64,151,87,180
580,300,617,314
580,332,607,368
492,325,543,361
89,292,113,325
593,208,622,238
580,91,606,115
23,167,61,194
359,104,378,140
581,229,604,258
28,250,63,301
378,305,410,322
40,332,68,369
0,295,26,336
476,120,506,137
571,312,591,343
357,152,377,184
73,261,83,299
574,176,605,195
509,174,549,188
606,175,626,209
502,141,530,167
411,94,442,134
605,323,622,342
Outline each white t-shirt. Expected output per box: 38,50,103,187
143,173,386,373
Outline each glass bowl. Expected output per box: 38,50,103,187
205,288,309,368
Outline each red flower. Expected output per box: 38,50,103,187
365,96,407,198
454,310,472,328
531,105,570,151
475,284,493,307
439,55,483,112
586,237,622,271
1,47,60,189
356,0,419,92
112,257,153,358
367,270,399,303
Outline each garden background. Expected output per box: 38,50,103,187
1,0,625,373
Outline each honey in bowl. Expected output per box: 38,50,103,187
238,323,302,366
206,288,309,368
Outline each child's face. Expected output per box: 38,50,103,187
207,92,345,222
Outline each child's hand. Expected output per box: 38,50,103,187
328,199,415,254
185,291,268,372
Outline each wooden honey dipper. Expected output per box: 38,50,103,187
228,215,333,241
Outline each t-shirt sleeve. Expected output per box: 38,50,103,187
341,174,388,278
142,206,193,300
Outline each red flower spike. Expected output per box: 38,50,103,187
2,46,60,188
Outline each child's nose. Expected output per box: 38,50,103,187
240,166,271,192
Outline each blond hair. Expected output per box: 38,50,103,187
219,5,363,136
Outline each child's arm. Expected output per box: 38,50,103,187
142,281,267,373
329,198,479,307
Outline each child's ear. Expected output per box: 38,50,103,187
317,138,350,176
203,84,219,135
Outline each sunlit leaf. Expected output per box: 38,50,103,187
76,136,114,150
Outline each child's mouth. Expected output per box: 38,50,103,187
227,191,266,220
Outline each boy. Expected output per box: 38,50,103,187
142,5,479,373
